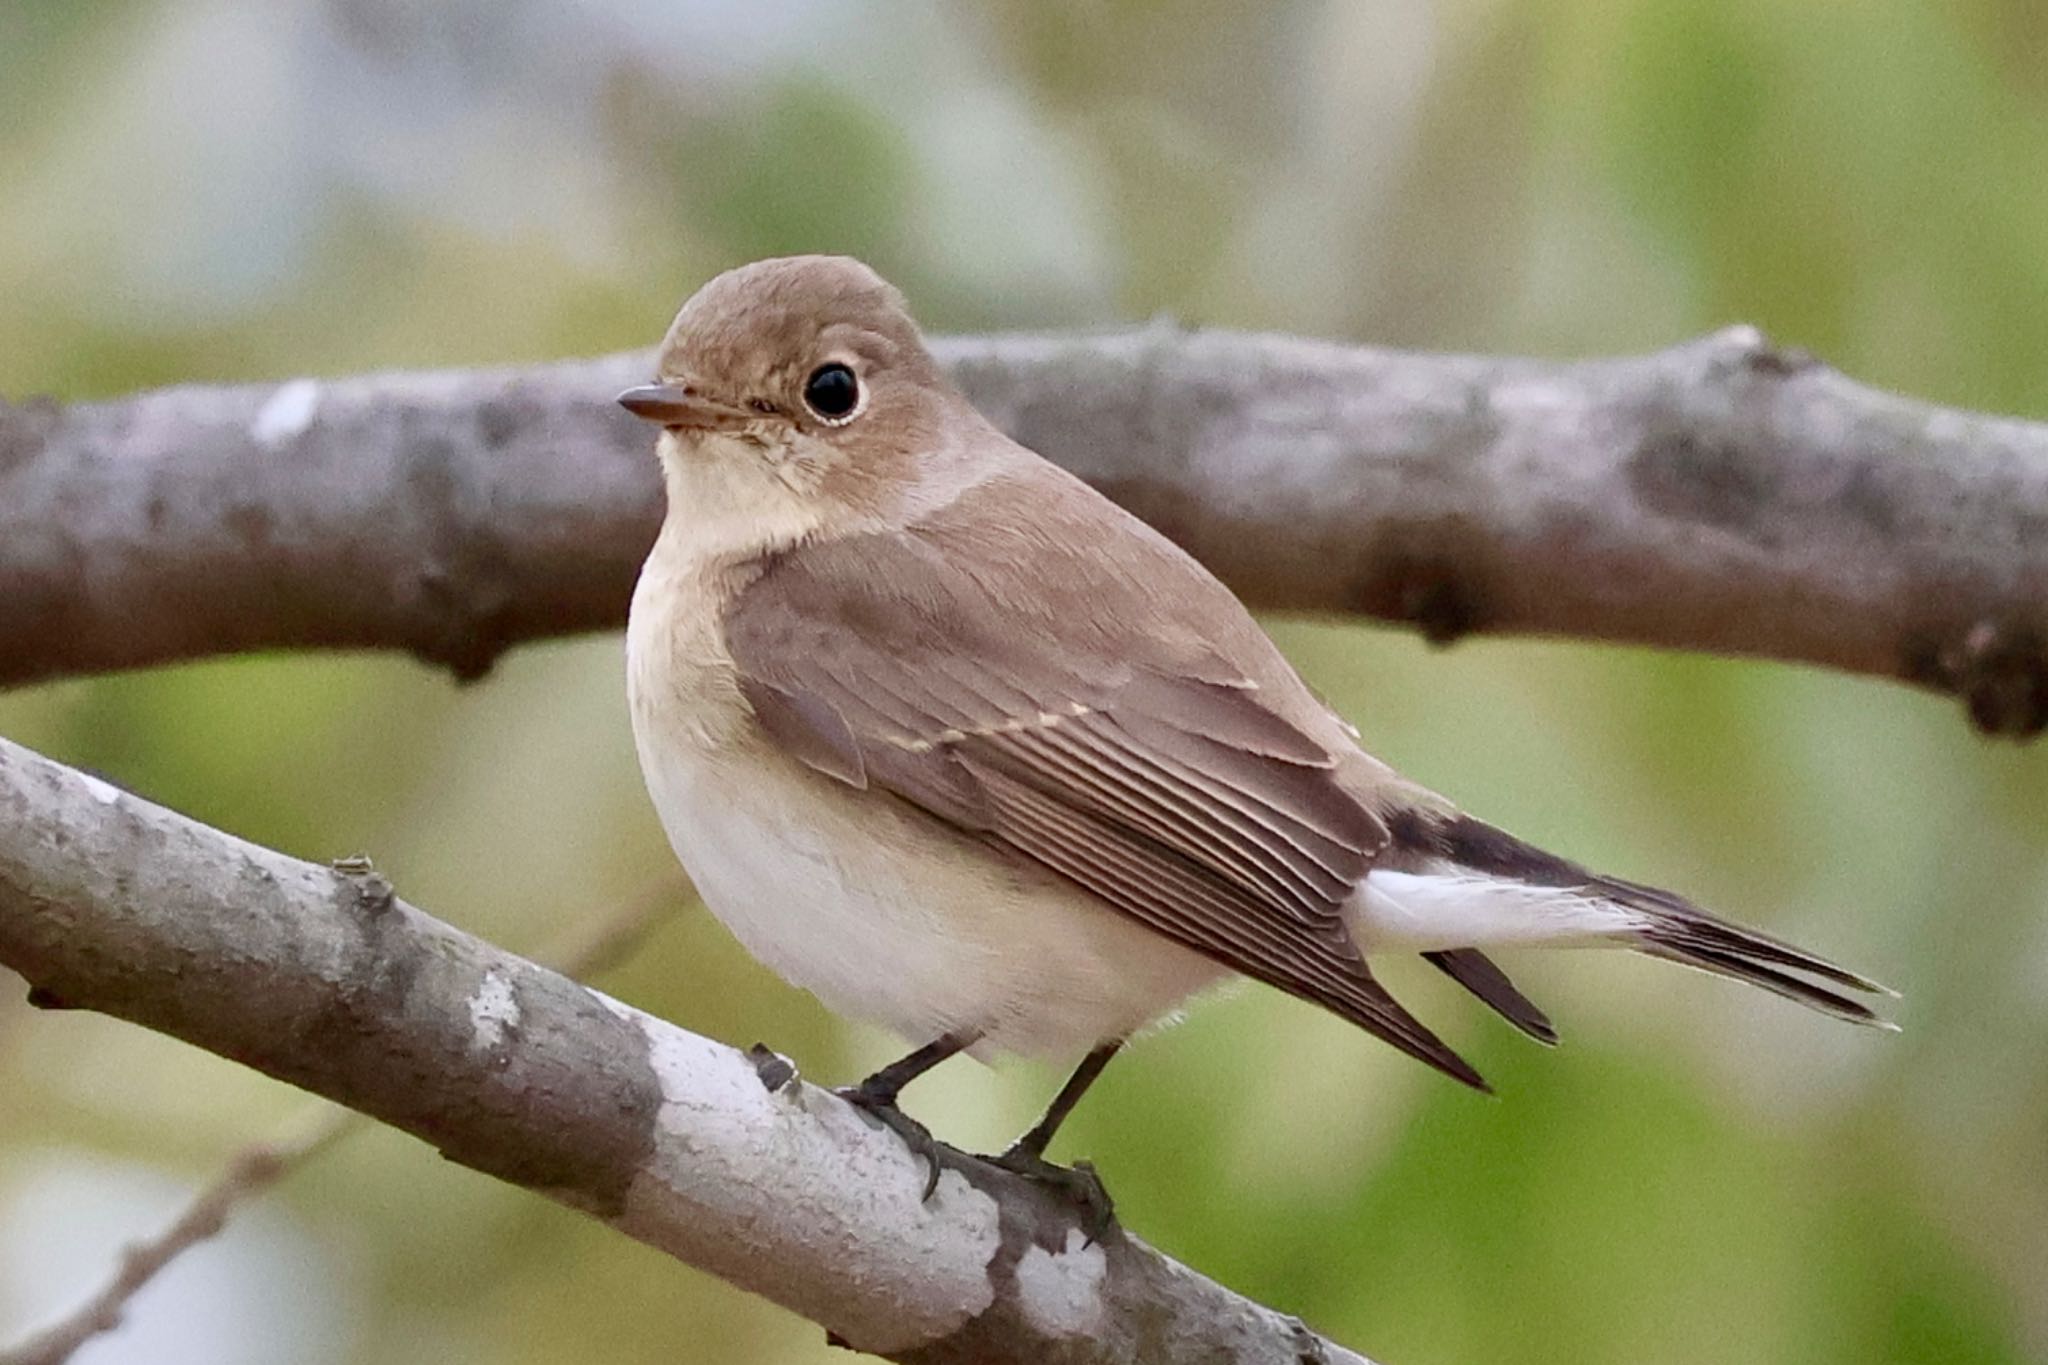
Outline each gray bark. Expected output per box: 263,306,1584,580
0,733,1371,1365
4,325,2044,733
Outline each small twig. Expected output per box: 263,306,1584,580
0,1106,352,1365
0,875,681,1365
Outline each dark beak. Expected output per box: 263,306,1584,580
616,383,752,431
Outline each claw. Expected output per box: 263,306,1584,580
989,1145,1117,1244
835,1086,958,1201
833,1085,1119,1239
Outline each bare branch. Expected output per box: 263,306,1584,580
0,879,679,1365
0,735,1373,1365
4,325,2046,733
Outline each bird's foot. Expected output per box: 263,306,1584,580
987,1144,1117,1244
835,1084,961,1201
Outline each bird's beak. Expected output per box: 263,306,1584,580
616,383,753,431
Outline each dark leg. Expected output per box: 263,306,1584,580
836,1031,976,1200
1002,1039,1122,1162
843,1032,975,1107
991,1040,1124,1241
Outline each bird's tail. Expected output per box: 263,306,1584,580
1601,871,1894,1025
1365,810,1896,1030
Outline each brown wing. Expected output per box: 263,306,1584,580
723,471,1486,1088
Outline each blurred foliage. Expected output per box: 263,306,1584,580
2,2,2046,1363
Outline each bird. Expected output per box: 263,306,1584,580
618,254,1891,1215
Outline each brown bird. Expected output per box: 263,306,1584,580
619,255,1891,1212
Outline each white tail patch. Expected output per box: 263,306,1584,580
1349,866,1648,954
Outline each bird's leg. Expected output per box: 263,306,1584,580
990,1040,1123,1240
842,1032,974,1109
1001,1039,1121,1162
836,1031,976,1200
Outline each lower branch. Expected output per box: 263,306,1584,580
3,327,2045,733
1,877,680,1365
0,735,1371,1365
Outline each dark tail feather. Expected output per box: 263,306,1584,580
1599,872,1894,996
1630,911,1897,1028
1426,948,1558,1045
1390,811,1896,1028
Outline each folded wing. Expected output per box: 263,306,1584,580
723,485,1496,1087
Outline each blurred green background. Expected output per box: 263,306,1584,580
2,2,2045,1363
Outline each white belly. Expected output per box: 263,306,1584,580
633,735,1224,1057
626,556,1223,1060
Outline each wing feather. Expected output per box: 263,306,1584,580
1037,721,1350,914
993,725,1317,919
1075,714,1369,889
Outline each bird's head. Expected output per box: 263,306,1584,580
619,256,959,526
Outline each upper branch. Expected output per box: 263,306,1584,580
0,733,1370,1365
3,325,2045,733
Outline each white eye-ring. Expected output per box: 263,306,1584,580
801,362,864,425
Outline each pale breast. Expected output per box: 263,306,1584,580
627,548,755,751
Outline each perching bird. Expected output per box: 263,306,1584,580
619,255,1890,1211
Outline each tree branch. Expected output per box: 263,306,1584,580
0,877,679,1365
4,325,2046,733
0,734,1372,1365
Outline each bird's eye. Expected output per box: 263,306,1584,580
802,363,861,423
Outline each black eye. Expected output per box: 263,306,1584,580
802,363,861,422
